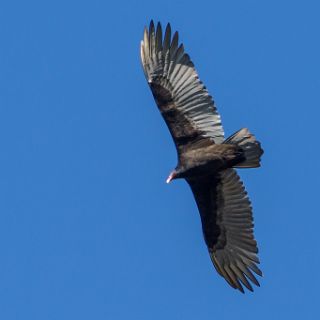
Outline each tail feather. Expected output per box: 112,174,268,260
224,128,263,168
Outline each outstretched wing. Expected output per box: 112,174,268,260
187,169,262,293
140,21,224,154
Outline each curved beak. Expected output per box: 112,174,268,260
166,171,176,184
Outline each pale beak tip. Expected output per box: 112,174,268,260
166,171,175,184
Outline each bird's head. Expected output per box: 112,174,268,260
166,170,177,184
166,167,184,184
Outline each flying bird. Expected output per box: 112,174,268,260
140,21,264,293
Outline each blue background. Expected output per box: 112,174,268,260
0,0,319,319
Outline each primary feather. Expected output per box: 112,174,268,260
141,21,225,152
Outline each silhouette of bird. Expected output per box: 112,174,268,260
140,21,264,293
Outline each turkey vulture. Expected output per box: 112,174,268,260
140,21,264,293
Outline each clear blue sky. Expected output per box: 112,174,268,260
0,0,319,319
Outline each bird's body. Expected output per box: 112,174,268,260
141,21,264,293
176,143,243,177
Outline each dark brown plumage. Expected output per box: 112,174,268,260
140,21,264,293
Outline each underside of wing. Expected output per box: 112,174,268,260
188,169,262,293
140,21,225,151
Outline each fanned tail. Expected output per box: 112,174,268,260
224,128,264,168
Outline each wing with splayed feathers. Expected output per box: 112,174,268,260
140,21,224,153
187,169,262,293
